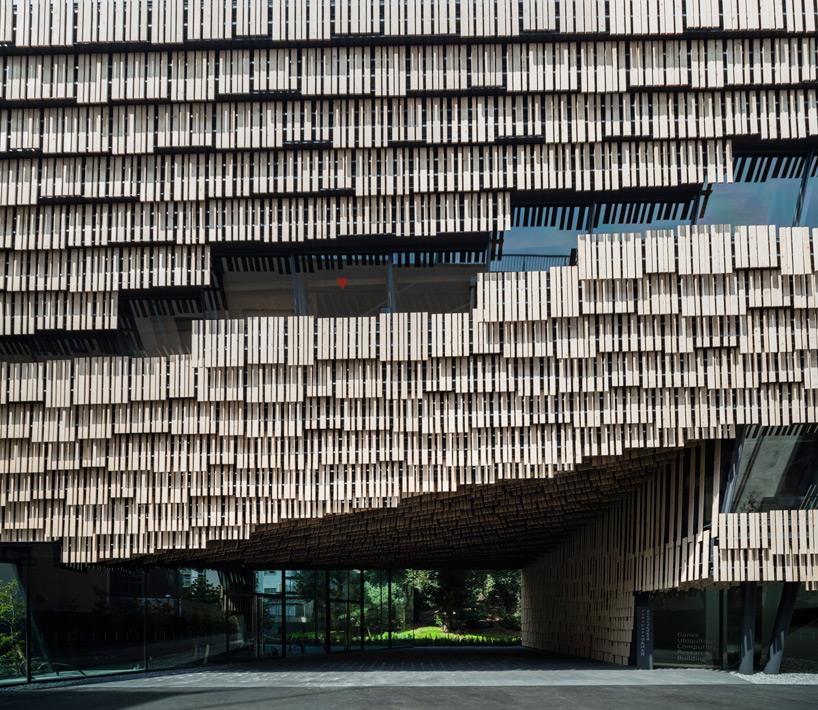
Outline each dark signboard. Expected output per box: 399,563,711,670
635,604,654,670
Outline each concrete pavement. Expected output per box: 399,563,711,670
1,647,815,710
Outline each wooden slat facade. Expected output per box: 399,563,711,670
0,1,813,333
522,439,818,664
0,0,816,667
0,225,816,571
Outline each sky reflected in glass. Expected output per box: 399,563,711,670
501,225,584,255
801,176,818,228
698,180,800,228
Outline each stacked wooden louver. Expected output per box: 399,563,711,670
0,4,814,669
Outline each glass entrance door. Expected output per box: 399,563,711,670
327,570,363,652
330,601,352,652
257,596,283,658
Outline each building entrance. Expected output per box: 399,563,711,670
329,601,355,652
327,570,362,652
256,594,284,658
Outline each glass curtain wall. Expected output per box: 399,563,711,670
146,569,227,670
328,570,363,652
499,204,591,262
220,256,297,319
285,570,325,655
776,587,818,670
252,569,413,655
364,570,389,648
801,154,818,226
730,426,818,513
698,154,805,229
502,151,817,262
389,570,415,648
2,551,417,686
650,588,721,667
14,550,233,681
219,570,256,661
254,570,284,658
296,263,390,318
0,560,27,685
392,256,481,313
24,545,145,680
718,583,818,671
650,584,818,671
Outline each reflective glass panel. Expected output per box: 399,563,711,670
285,571,324,655
255,570,283,596
755,583,818,671
594,199,693,235
389,570,415,648
393,263,479,313
500,226,582,256
501,205,591,256
0,561,27,685
731,426,818,513
228,608,256,661
257,597,283,658
220,571,255,661
296,264,389,318
698,155,801,228
802,170,818,228
650,588,720,667
148,569,227,670
363,570,389,649
721,584,745,669
329,570,349,600
329,601,352,652
220,258,296,319
26,545,145,679
253,571,283,658
698,180,799,227
120,296,201,357
327,571,363,652
778,587,818,667
348,570,362,603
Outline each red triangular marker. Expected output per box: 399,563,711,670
337,278,348,290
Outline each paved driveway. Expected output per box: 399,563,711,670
0,647,814,710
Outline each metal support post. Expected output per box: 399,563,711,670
281,569,287,659
763,582,800,675
142,569,149,671
360,571,365,651
24,562,32,684
738,581,756,675
387,569,393,649
324,571,331,654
